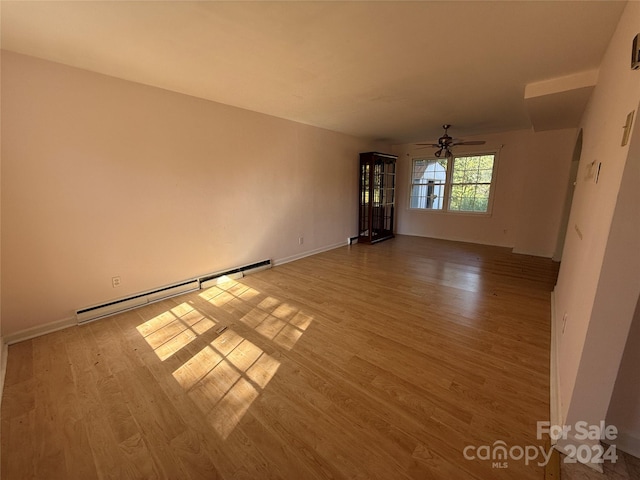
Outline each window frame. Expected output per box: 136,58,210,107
408,151,499,215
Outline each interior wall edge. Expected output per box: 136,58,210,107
0,338,7,409
550,290,563,443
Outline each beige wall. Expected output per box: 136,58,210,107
554,0,640,456
392,128,576,257
0,51,378,337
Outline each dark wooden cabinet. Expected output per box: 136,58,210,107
358,152,397,244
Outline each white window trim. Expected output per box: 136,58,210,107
408,150,499,215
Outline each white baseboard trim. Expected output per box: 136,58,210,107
550,291,562,440
615,431,640,458
273,241,346,266
3,243,344,347
5,316,76,346
0,337,7,408
399,232,513,250
511,246,554,259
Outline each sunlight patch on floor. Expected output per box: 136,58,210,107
202,278,314,351
136,277,313,440
243,307,313,350
198,280,260,307
136,302,216,360
174,331,281,439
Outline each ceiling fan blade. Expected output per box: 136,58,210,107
417,126,486,151
454,140,486,146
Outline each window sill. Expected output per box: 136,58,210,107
407,208,493,217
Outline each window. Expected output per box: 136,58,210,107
410,159,447,209
410,153,496,213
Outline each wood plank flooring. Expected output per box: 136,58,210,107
1,235,560,479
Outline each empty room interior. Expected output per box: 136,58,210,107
1,1,640,479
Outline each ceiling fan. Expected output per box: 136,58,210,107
416,124,486,158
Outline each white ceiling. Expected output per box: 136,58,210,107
0,1,627,144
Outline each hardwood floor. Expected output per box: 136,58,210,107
1,235,560,479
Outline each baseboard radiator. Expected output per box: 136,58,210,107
76,259,271,325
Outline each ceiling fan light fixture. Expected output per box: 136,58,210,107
417,124,487,159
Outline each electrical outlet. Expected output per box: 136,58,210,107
112,276,121,288
299,236,304,245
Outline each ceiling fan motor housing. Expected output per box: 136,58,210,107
415,124,485,157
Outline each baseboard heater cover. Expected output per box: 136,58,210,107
76,279,200,324
199,259,271,284
76,259,271,325
200,272,243,289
